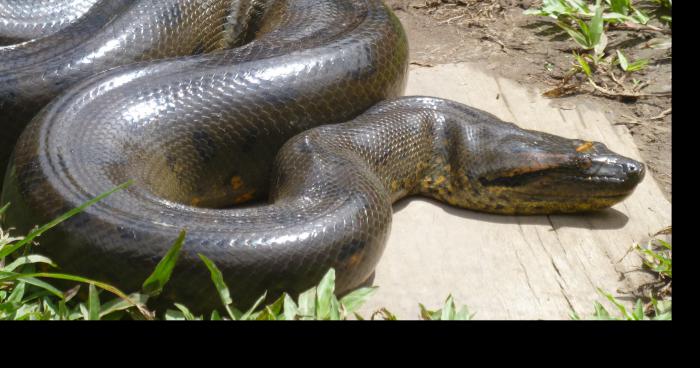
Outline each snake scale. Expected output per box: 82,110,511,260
0,0,644,312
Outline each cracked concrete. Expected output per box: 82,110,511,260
356,63,672,320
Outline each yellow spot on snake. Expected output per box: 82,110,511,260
230,176,244,191
576,141,594,152
234,190,256,204
391,180,399,191
346,253,363,268
433,175,446,186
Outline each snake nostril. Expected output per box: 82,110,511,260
625,161,645,182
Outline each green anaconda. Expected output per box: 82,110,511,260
0,0,644,311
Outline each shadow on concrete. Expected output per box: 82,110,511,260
391,196,630,230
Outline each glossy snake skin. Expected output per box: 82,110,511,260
0,0,644,311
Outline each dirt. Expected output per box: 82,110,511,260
385,0,672,202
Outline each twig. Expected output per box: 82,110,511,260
438,13,467,25
650,108,672,120
588,79,671,98
610,22,672,35
410,61,435,68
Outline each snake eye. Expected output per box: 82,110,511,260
575,156,593,169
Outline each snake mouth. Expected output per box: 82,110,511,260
479,156,645,200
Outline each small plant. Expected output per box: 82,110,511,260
524,0,670,99
418,295,475,320
616,50,648,72
571,288,671,320
556,0,607,55
574,227,672,320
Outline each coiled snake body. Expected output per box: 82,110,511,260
0,0,644,311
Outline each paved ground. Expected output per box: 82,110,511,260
356,63,672,320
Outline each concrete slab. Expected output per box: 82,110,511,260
357,63,672,320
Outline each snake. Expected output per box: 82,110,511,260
0,0,645,312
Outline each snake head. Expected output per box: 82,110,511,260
464,128,645,214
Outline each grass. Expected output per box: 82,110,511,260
0,184,472,321
524,0,672,99
572,227,672,320
1,183,671,321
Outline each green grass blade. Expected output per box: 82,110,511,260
197,253,238,320
598,288,630,319
315,268,335,319
617,50,630,71
0,202,9,216
2,255,57,272
454,305,474,320
283,293,298,320
240,291,267,320
592,301,613,320
14,275,64,299
174,303,198,320
440,295,456,320
329,295,341,320
557,21,590,49
339,286,378,314
0,271,149,318
589,0,604,47
297,287,316,320
99,293,149,319
142,230,186,296
88,284,100,320
574,53,592,77
0,181,133,259
6,280,26,304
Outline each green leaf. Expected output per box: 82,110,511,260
589,0,605,50
440,295,456,320
558,21,590,49
6,280,26,304
42,297,59,318
174,303,198,320
79,303,89,320
330,295,342,320
419,303,439,320
298,287,316,320
164,309,186,321
16,276,64,299
339,286,378,314
142,230,186,296
617,50,630,71
631,299,645,320
2,255,57,272
454,305,474,320
210,309,222,321
0,202,9,216
0,181,133,260
0,270,148,318
99,293,149,318
632,8,649,25
574,53,592,77
240,291,267,320
599,288,630,319
315,268,335,319
283,293,299,320
197,253,238,320
259,294,285,320
592,301,613,320
88,284,100,320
